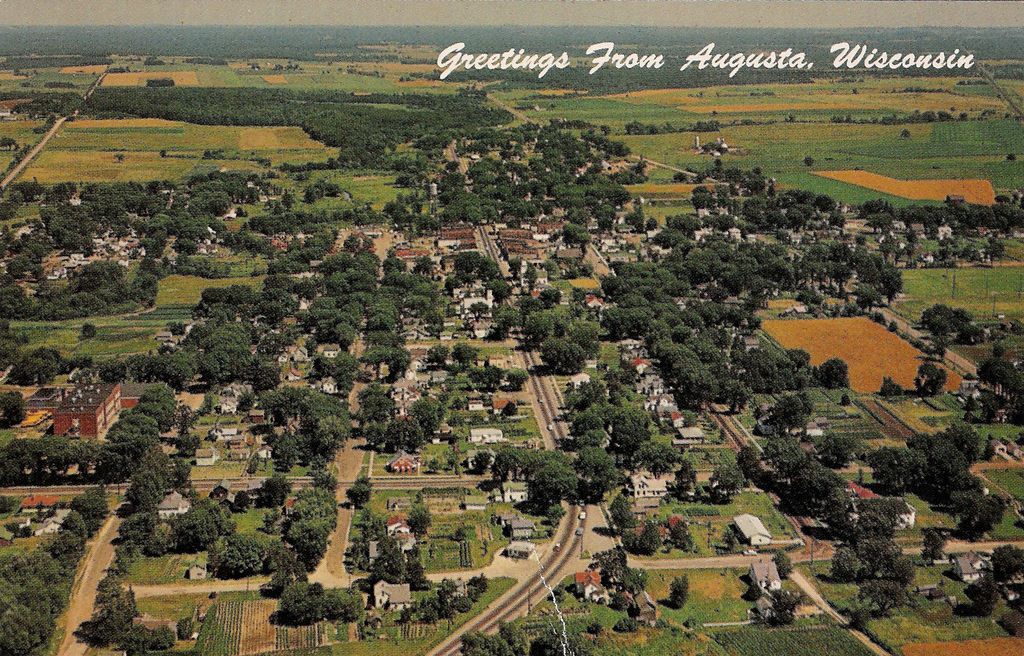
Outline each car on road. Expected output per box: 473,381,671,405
575,527,584,536
743,549,759,556
547,423,553,431
578,511,587,520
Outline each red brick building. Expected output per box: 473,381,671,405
53,382,121,438
119,382,151,410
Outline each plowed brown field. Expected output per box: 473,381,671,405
763,317,960,393
904,638,1024,656
815,170,995,205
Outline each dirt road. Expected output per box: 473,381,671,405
879,306,977,377
0,116,66,190
58,513,122,656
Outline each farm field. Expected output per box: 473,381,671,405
617,119,1024,201
102,71,202,86
714,626,875,656
762,317,961,393
902,637,1024,656
156,274,266,307
981,467,1024,502
197,596,327,656
11,312,173,359
896,266,1024,322
607,78,1008,117
20,118,332,182
814,170,995,205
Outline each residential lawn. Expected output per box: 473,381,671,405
646,568,753,625
127,553,209,585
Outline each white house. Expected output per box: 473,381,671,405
492,482,529,504
630,474,670,499
34,509,71,536
469,427,506,444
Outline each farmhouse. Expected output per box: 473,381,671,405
575,569,610,604
373,581,412,611
492,481,529,504
195,448,220,467
20,495,60,513
733,514,772,546
157,491,191,518
34,509,72,536
954,551,987,583
748,559,782,592
506,517,536,539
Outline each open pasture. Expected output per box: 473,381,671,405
102,70,201,86
156,274,265,307
815,170,995,205
762,317,960,393
896,266,1024,322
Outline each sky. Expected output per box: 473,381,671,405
0,1,1021,29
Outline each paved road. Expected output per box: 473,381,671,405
58,513,122,656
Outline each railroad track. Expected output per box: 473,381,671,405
431,509,582,656
711,412,747,452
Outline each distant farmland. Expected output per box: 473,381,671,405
763,317,960,393
815,170,995,205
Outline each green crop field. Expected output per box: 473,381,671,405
715,626,874,656
22,118,332,182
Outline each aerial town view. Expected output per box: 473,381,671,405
2,2,1024,656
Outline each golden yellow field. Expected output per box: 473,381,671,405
262,74,288,84
568,278,601,290
101,71,200,86
626,182,701,197
763,317,961,393
815,170,995,205
608,79,1007,115
904,638,1024,656
0,73,28,80
60,64,108,74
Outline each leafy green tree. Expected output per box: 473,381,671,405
408,503,432,537
347,475,372,509
218,534,266,578
965,574,1000,616
668,575,689,609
